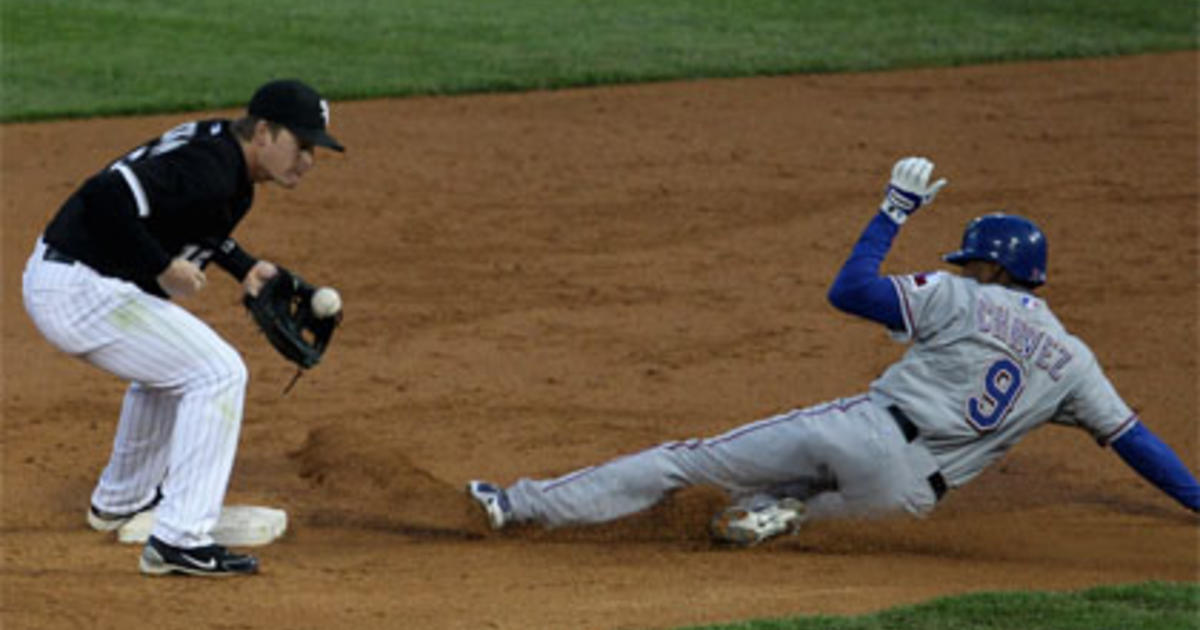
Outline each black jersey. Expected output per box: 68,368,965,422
43,119,259,297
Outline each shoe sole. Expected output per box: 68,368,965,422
139,558,245,577
139,545,258,577
87,510,130,532
139,555,256,577
710,499,806,547
88,489,163,532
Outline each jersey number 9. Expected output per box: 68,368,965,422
967,358,1024,432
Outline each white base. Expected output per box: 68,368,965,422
117,505,288,547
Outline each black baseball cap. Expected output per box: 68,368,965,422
248,79,345,152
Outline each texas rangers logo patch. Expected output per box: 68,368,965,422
910,271,944,290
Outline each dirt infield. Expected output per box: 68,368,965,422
3,52,1197,630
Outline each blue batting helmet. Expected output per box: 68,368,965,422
942,213,1047,286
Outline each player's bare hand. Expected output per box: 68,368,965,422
157,258,207,297
879,156,948,225
242,260,279,298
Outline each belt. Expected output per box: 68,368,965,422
887,405,948,501
43,244,77,265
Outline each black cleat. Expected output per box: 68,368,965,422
139,535,259,577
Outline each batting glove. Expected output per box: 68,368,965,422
879,156,948,225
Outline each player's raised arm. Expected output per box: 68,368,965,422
827,157,947,329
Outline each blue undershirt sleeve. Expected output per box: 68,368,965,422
1111,422,1200,512
827,212,905,330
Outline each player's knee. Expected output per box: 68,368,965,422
223,353,249,388
188,343,248,391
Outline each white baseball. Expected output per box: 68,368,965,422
311,287,342,318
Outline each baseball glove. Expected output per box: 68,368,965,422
243,268,340,369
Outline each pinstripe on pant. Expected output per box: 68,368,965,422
23,238,247,548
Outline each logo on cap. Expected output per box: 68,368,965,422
248,79,345,152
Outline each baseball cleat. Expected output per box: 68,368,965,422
709,498,807,547
139,535,259,577
466,480,513,530
87,487,163,532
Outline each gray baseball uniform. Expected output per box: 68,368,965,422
472,157,1197,538
501,270,1135,527
875,271,1135,487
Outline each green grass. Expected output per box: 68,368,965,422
1,0,1196,121
679,582,1200,630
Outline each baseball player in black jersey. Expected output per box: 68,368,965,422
22,79,344,576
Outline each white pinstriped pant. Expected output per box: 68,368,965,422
22,238,247,548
